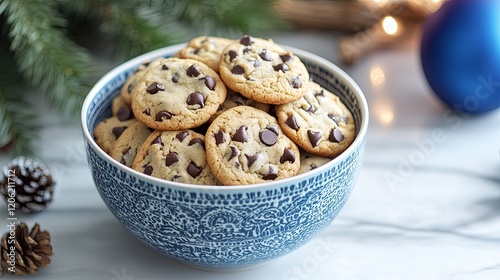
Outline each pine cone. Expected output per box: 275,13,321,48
0,223,53,275
0,156,55,213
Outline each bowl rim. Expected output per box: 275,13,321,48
81,43,369,191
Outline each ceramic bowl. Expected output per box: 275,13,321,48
81,43,368,269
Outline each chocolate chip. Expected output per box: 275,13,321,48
122,147,131,156
215,130,225,145
146,82,165,94
176,131,189,142
231,65,245,75
112,126,128,139
233,125,248,142
162,64,168,70
245,153,259,168
292,76,302,88
117,106,132,121
143,108,151,116
189,138,205,148
342,115,349,123
165,152,179,166
314,90,325,97
253,59,261,68
280,148,296,164
143,165,153,175
307,130,322,147
260,129,278,146
240,35,254,46
305,105,316,113
120,147,131,165
228,50,237,62
187,64,201,77
187,92,205,108
151,135,163,146
285,115,299,130
280,54,293,62
266,124,280,136
187,162,202,178
243,47,252,54
127,83,134,93
156,111,172,121
328,114,339,124
262,166,278,180
273,63,289,72
229,146,239,160
172,73,179,83
259,49,272,61
172,175,181,182
204,76,215,90
329,128,344,143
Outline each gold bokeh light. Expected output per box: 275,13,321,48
382,16,399,36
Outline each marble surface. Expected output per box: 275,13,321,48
1,31,499,280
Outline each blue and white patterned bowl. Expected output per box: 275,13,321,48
81,43,369,269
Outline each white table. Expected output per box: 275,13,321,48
1,31,499,280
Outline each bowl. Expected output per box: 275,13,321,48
81,43,369,269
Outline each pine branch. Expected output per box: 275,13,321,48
55,0,103,19
100,0,183,60
0,96,13,149
2,0,95,118
0,90,39,156
0,31,38,156
168,0,288,36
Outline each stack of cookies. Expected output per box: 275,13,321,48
93,35,355,186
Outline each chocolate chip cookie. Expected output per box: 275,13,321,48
206,106,300,185
132,130,218,185
131,57,227,130
110,122,153,167
208,89,271,123
298,152,331,175
120,59,163,104
111,96,134,121
219,35,309,105
276,81,355,158
93,116,137,154
179,36,234,72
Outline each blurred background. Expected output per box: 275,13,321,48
0,0,447,156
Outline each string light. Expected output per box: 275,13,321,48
370,66,386,86
380,111,395,125
382,16,399,36
338,0,445,64
409,0,444,14
370,0,388,8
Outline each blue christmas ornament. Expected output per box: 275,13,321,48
420,0,500,114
